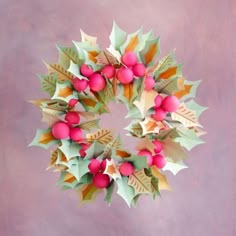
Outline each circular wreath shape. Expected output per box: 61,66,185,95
30,22,206,207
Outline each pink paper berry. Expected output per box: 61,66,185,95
152,140,163,153
92,173,110,188
132,63,146,77
101,65,115,79
154,95,163,108
52,122,70,139
88,73,106,92
80,64,94,77
68,98,78,107
88,159,101,174
144,76,155,90
117,67,134,84
101,159,107,171
73,78,88,92
152,107,167,121
79,143,90,157
161,96,180,112
121,51,138,66
138,150,153,166
69,127,83,141
65,111,80,124
119,162,134,176
152,154,166,169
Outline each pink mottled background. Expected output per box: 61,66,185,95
1,0,236,235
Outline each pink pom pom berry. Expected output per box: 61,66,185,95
132,63,146,77
79,143,90,157
121,51,138,66
88,159,101,174
52,122,70,140
92,172,110,188
65,111,80,124
161,96,180,113
144,76,155,90
69,127,83,141
152,154,166,169
88,73,106,92
101,159,107,171
154,95,163,108
116,67,134,84
73,78,88,92
68,98,78,107
101,65,115,79
80,64,94,77
152,140,163,153
119,162,134,176
152,107,167,121
138,150,153,166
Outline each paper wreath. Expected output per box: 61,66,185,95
30,22,207,207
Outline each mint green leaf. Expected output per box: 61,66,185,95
57,171,78,189
59,140,81,159
144,168,160,198
125,121,143,138
155,64,183,81
67,60,88,80
185,100,208,118
78,119,100,131
38,73,58,97
155,128,180,140
179,80,201,101
103,136,122,158
109,21,127,51
163,159,188,175
125,106,142,119
84,141,104,160
156,77,181,95
104,180,115,206
125,154,148,170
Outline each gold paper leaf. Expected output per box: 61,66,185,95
104,159,121,180
136,136,155,153
78,183,102,204
86,129,113,144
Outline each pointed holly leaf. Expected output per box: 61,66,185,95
171,103,201,127
41,111,60,126
125,121,143,138
140,37,160,66
116,176,136,207
133,89,158,118
139,117,165,135
38,73,59,97
96,50,119,66
78,119,100,131
44,62,73,82
103,136,122,157
104,180,115,206
80,30,97,46
58,140,81,159
29,128,59,149
185,100,208,118
104,159,121,180
156,78,184,95
67,60,88,80
136,136,155,153
57,171,78,189
109,21,127,51
128,169,152,195
189,126,207,136
162,137,187,162
57,45,80,69
86,129,114,145
163,159,188,175
84,141,104,160
155,128,180,140
124,154,148,170
47,149,59,170
151,166,172,191
125,106,142,119
144,168,160,198
155,64,183,81
112,149,131,159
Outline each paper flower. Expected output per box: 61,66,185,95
30,22,207,207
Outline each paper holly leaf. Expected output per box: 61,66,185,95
189,126,207,136
47,149,59,170
38,73,59,97
162,137,187,162
156,78,184,95
112,149,131,159
125,121,143,138
155,64,183,81
57,171,78,189
103,136,122,158
104,180,115,206
66,157,90,182
133,89,158,118
67,60,88,80
55,149,69,166
86,129,114,145
29,128,59,149
140,37,160,66
116,176,136,207
128,169,152,195
77,111,96,119
124,154,148,170
96,50,119,66
78,119,100,131
174,127,205,150
80,29,97,46
138,30,154,51
104,159,121,180
163,159,188,175
139,117,165,135
120,28,143,54
58,140,81,159
106,46,122,63
47,149,68,172
57,45,80,69
84,141,104,160
155,128,180,140
171,103,201,127
185,100,208,118
144,168,160,198
174,80,201,101
52,81,78,103
109,21,127,51
77,183,102,204
41,111,60,126
44,62,73,82
136,136,155,153
125,106,142,119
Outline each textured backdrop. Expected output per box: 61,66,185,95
1,0,236,235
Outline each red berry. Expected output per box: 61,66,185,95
152,154,166,169
52,122,70,139
152,140,163,153
154,95,163,108
73,78,88,92
117,67,134,84
69,127,83,141
65,111,80,124
68,98,78,107
80,64,94,77
79,143,90,157
92,173,110,188
121,52,138,66
101,65,115,79
152,107,167,121
132,63,146,77
119,162,134,176
88,73,106,92
88,159,101,174
138,150,153,166
161,96,180,112
144,76,155,90
101,159,107,171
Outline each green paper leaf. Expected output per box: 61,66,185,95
59,140,81,159
140,37,160,66
155,64,183,81
67,60,88,80
125,154,148,170
109,21,127,51
84,141,104,160
125,121,143,138
103,136,122,158
57,171,78,189
125,106,142,119
144,168,160,198
185,100,208,118
155,128,180,140
104,180,115,205
38,73,59,97
78,119,100,131
130,194,142,207
29,128,59,149
57,45,80,69
52,81,78,103
155,77,182,95
163,159,188,175
116,177,136,207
